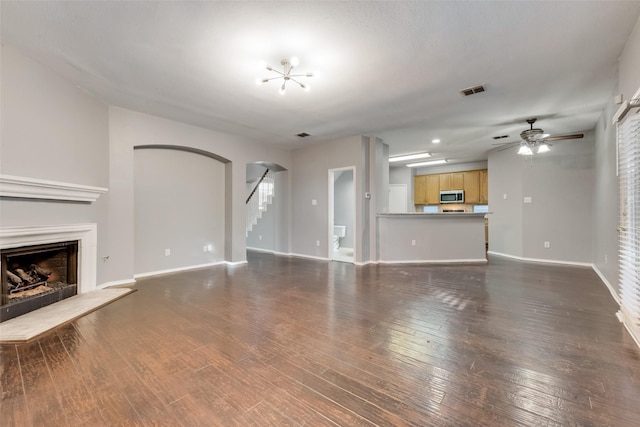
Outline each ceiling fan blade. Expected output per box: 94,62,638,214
494,142,520,152
545,133,584,142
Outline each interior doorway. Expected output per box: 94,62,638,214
328,167,356,263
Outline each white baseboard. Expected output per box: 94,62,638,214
289,252,330,262
616,307,640,349
592,264,620,305
487,251,592,267
377,258,487,264
98,278,136,289
247,247,331,262
225,260,248,266
134,261,225,279
246,247,289,256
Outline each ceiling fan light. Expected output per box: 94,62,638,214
537,143,550,153
279,83,286,95
517,145,533,155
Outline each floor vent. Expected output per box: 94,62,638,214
460,85,486,96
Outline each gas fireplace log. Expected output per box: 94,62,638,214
14,268,35,283
31,264,52,280
7,270,23,286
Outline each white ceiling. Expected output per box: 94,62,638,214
2,1,640,165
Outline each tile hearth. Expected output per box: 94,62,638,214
0,288,134,342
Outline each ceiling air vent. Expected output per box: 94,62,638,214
297,132,310,138
460,84,486,96
492,135,509,140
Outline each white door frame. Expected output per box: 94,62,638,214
328,166,356,262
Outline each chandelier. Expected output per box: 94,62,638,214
256,57,313,94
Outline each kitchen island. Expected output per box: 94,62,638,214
377,212,487,263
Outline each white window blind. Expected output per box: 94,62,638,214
618,112,640,329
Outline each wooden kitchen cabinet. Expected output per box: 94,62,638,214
414,175,428,205
413,168,488,205
479,169,488,204
463,170,480,204
439,173,451,191
451,172,464,190
426,174,440,204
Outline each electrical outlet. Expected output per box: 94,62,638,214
316,240,320,247
312,199,317,205
503,193,507,200
259,235,262,241
544,241,550,248
203,245,207,252
411,240,416,246
605,254,608,264
165,248,171,256
524,196,532,204
207,244,213,252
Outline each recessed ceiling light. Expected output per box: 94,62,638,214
389,152,431,162
406,159,448,168
432,139,441,144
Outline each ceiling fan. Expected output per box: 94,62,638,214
496,118,584,155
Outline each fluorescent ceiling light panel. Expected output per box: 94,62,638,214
389,152,431,162
406,159,448,167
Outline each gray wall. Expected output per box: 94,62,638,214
107,108,292,283
133,148,225,274
619,15,640,101
488,134,594,263
593,102,619,291
592,14,640,292
291,136,363,260
334,170,355,249
488,147,524,257
1,41,293,287
0,44,112,284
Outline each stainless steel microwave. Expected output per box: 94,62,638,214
440,190,464,204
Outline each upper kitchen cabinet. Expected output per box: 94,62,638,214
439,173,451,191
479,170,488,204
414,175,428,205
463,170,480,204
439,172,463,191
414,169,488,205
451,173,464,190
426,174,440,204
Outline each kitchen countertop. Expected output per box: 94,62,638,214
377,212,490,217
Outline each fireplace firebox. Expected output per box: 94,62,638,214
1,241,78,322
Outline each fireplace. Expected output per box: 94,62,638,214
0,223,99,323
1,241,79,322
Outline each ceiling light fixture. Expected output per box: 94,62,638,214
389,152,431,163
256,56,314,94
431,139,441,144
406,159,448,168
517,118,552,156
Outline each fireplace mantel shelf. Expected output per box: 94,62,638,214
0,174,108,202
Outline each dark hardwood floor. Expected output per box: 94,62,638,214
1,252,639,426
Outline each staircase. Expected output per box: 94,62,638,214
246,169,275,236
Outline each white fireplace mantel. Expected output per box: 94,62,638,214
0,174,108,202
0,224,98,294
